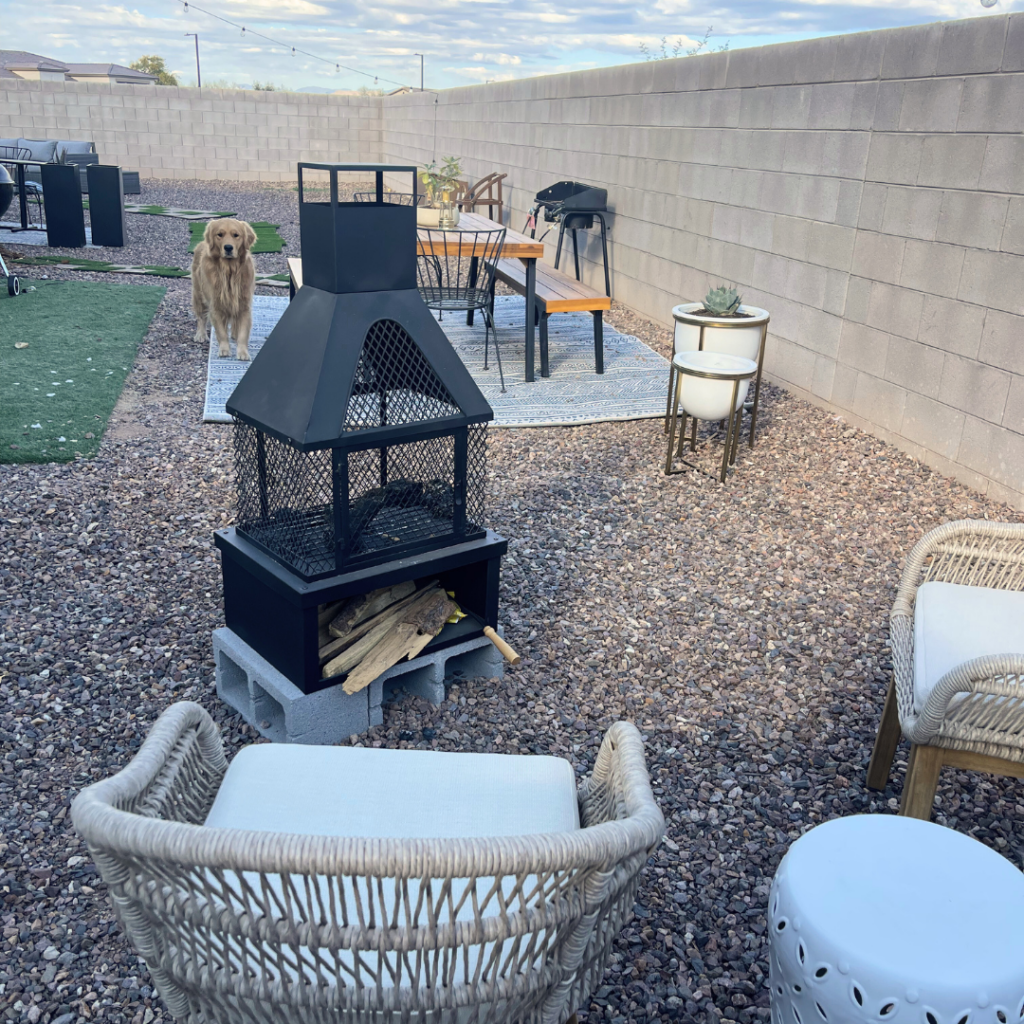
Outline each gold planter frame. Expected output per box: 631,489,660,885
664,359,758,483
664,305,770,447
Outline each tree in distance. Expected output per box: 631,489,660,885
639,27,729,61
129,55,179,86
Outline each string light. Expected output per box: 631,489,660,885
169,0,411,89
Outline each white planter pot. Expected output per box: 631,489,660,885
671,302,770,362
672,350,757,421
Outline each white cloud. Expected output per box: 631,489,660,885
2,0,1021,92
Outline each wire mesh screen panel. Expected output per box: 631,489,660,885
345,319,462,429
466,424,487,533
345,432,485,560
233,420,336,578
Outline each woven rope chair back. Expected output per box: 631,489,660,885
72,703,664,1024
416,227,506,314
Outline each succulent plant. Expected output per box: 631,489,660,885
703,285,741,316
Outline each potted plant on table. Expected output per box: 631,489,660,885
418,156,463,228
668,285,771,446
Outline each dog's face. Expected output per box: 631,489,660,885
204,218,256,260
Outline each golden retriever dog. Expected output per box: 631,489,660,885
191,218,257,360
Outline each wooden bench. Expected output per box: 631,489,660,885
493,258,610,377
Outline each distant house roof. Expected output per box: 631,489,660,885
65,63,157,83
0,50,157,83
0,50,69,78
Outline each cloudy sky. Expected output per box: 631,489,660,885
1,0,1018,92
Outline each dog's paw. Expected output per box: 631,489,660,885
194,328,207,344
217,343,231,358
236,346,250,362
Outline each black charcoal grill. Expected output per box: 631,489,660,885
527,180,610,295
214,163,507,694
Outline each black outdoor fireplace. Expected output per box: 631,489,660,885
214,163,507,695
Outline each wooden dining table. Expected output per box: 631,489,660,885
288,211,546,383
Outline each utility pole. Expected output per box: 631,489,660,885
413,53,424,91
184,33,201,88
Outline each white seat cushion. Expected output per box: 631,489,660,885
913,581,1024,713
200,745,580,994
205,743,580,837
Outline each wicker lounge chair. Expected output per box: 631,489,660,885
71,702,664,1024
866,520,1024,818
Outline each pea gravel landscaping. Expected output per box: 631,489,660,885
3,179,1024,1024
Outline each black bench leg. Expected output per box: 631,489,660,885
540,313,551,378
594,311,604,374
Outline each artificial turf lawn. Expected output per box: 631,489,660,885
187,220,286,254
0,280,165,464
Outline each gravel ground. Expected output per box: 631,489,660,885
3,179,1024,1024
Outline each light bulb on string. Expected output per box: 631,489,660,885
241,26,246,36
291,47,296,56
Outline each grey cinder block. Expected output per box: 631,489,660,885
214,627,505,744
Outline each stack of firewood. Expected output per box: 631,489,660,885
317,580,459,694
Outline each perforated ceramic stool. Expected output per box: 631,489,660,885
768,815,1024,1024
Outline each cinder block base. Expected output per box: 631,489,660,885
213,626,505,744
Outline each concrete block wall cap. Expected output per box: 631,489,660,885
672,302,770,325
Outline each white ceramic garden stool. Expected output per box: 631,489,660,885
768,815,1024,1024
664,349,757,482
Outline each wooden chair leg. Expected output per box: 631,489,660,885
566,1015,579,1024
866,680,901,791
900,744,943,819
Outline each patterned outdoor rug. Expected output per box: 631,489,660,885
203,295,670,428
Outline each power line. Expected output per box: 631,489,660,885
174,0,412,90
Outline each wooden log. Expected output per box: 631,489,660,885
322,583,445,679
317,600,346,629
318,582,438,666
341,589,459,695
342,624,420,695
329,580,417,639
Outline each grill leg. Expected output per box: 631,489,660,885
554,221,566,271
597,213,611,297
572,228,581,281
593,310,604,374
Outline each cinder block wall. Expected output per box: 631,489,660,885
0,78,381,180
3,16,1024,505
383,14,1024,508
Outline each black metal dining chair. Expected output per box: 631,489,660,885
416,226,507,391
353,190,426,206
0,146,43,228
